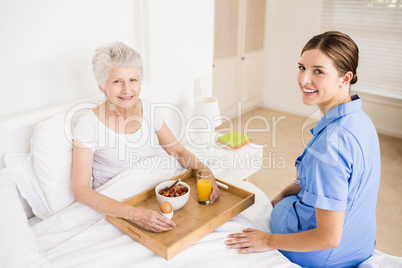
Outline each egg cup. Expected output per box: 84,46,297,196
160,210,173,220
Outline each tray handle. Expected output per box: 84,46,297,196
125,226,141,240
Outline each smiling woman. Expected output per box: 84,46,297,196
92,42,144,90
225,31,381,268
99,65,143,122
297,31,358,114
71,42,220,233
297,49,353,114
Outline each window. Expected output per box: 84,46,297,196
320,0,402,100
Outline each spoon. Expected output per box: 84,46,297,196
167,169,191,190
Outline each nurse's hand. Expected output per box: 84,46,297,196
225,228,272,253
271,183,302,207
271,193,285,207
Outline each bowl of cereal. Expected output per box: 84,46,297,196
155,181,190,210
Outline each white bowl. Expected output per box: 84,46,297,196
155,181,190,210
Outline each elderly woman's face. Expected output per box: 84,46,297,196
101,65,141,109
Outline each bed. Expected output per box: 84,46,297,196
0,98,401,268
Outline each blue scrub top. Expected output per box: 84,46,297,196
271,95,381,268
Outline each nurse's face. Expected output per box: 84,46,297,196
297,49,348,114
100,65,142,111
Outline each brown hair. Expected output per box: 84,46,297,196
302,31,359,84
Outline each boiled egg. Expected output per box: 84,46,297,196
160,201,173,214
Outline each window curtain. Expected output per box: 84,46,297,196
320,0,402,99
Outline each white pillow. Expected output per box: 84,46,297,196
0,167,51,267
31,113,76,216
6,153,51,219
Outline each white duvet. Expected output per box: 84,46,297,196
1,159,398,268
31,166,300,268
26,164,402,268
2,111,400,267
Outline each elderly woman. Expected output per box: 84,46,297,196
225,31,381,267
72,42,219,232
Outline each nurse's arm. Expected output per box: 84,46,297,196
226,208,344,253
271,183,302,207
268,208,345,251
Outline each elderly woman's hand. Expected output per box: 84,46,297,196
210,176,220,204
129,207,176,232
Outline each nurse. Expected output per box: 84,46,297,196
225,31,381,268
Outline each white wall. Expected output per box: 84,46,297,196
262,0,322,118
0,0,214,139
0,0,138,118
145,0,214,138
262,0,402,138
354,93,402,138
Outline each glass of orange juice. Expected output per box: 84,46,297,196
197,169,212,205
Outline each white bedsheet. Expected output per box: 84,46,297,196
31,166,299,268
29,166,402,267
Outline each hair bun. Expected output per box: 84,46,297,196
351,74,358,84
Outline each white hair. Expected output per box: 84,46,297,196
92,42,144,88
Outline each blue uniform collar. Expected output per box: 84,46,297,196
311,94,361,136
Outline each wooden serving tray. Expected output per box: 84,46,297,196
106,169,255,260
